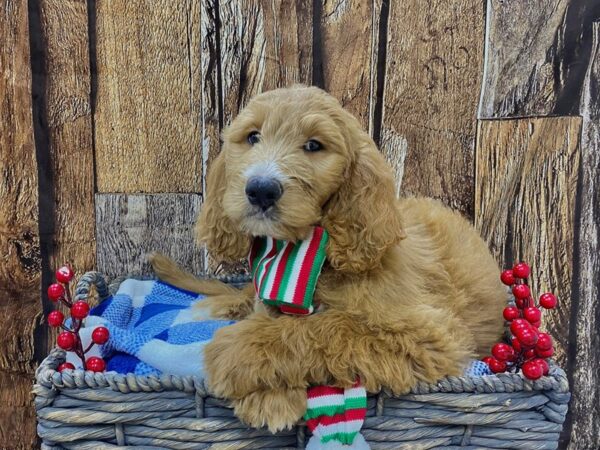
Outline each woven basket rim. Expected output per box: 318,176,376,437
35,272,571,397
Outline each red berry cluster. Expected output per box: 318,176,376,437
482,262,557,380
47,266,110,373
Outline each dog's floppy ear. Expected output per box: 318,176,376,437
196,152,251,261
321,134,406,273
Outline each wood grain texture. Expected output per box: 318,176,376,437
219,0,313,128
200,0,221,190
0,0,41,373
0,2,41,448
318,0,380,131
199,0,221,272
474,118,581,368
567,22,600,450
94,0,202,193
478,0,600,118
95,194,204,280
39,0,95,278
478,0,567,118
380,0,483,218
0,371,37,447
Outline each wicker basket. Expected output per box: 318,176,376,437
34,273,571,449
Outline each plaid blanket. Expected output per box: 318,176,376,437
65,279,234,376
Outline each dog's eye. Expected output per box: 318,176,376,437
247,131,261,145
303,139,323,152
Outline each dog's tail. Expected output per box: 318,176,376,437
148,252,239,296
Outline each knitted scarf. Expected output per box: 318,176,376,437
248,226,329,315
305,383,367,447
249,227,368,448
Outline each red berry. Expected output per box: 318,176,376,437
511,337,522,352
517,329,539,347
522,360,543,380
536,333,553,351
516,298,527,309
510,319,530,336
47,310,64,327
503,306,520,321
482,356,495,365
86,356,106,372
524,348,537,359
92,326,110,345
57,362,75,372
531,320,542,329
492,343,514,361
512,262,531,279
535,358,550,376
47,283,65,301
523,307,541,323
56,266,75,283
71,301,90,320
536,347,554,358
512,284,531,300
488,358,507,373
500,270,516,286
57,331,76,350
539,293,557,309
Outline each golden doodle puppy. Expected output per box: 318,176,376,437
151,85,506,432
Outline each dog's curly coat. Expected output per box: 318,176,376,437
150,86,506,432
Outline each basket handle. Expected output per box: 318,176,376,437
74,271,110,302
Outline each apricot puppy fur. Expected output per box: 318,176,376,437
151,86,506,432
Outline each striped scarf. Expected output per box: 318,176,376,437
249,227,368,448
248,226,329,315
305,383,367,447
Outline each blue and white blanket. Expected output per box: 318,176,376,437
65,278,490,377
66,279,234,376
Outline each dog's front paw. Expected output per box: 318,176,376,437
233,388,306,433
204,320,277,399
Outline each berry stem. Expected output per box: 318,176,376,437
67,282,86,368
72,332,86,369
64,282,73,306
83,341,95,354
73,317,82,334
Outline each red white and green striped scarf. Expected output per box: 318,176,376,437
248,226,329,315
249,227,368,448
305,382,367,447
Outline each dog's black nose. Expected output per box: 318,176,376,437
245,177,283,211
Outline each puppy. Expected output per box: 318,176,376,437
151,85,506,432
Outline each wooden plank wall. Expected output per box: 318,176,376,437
0,1,41,445
0,1,598,448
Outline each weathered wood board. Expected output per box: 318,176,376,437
478,0,600,118
380,0,484,218
567,21,600,450
0,372,37,447
475,117,581,368
38,0,95,270
200,0,221,194
218,0,313,129
95,194,204,280
318,0,381,132
0,1,41,447
0,0,41,373
94,0,202,193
